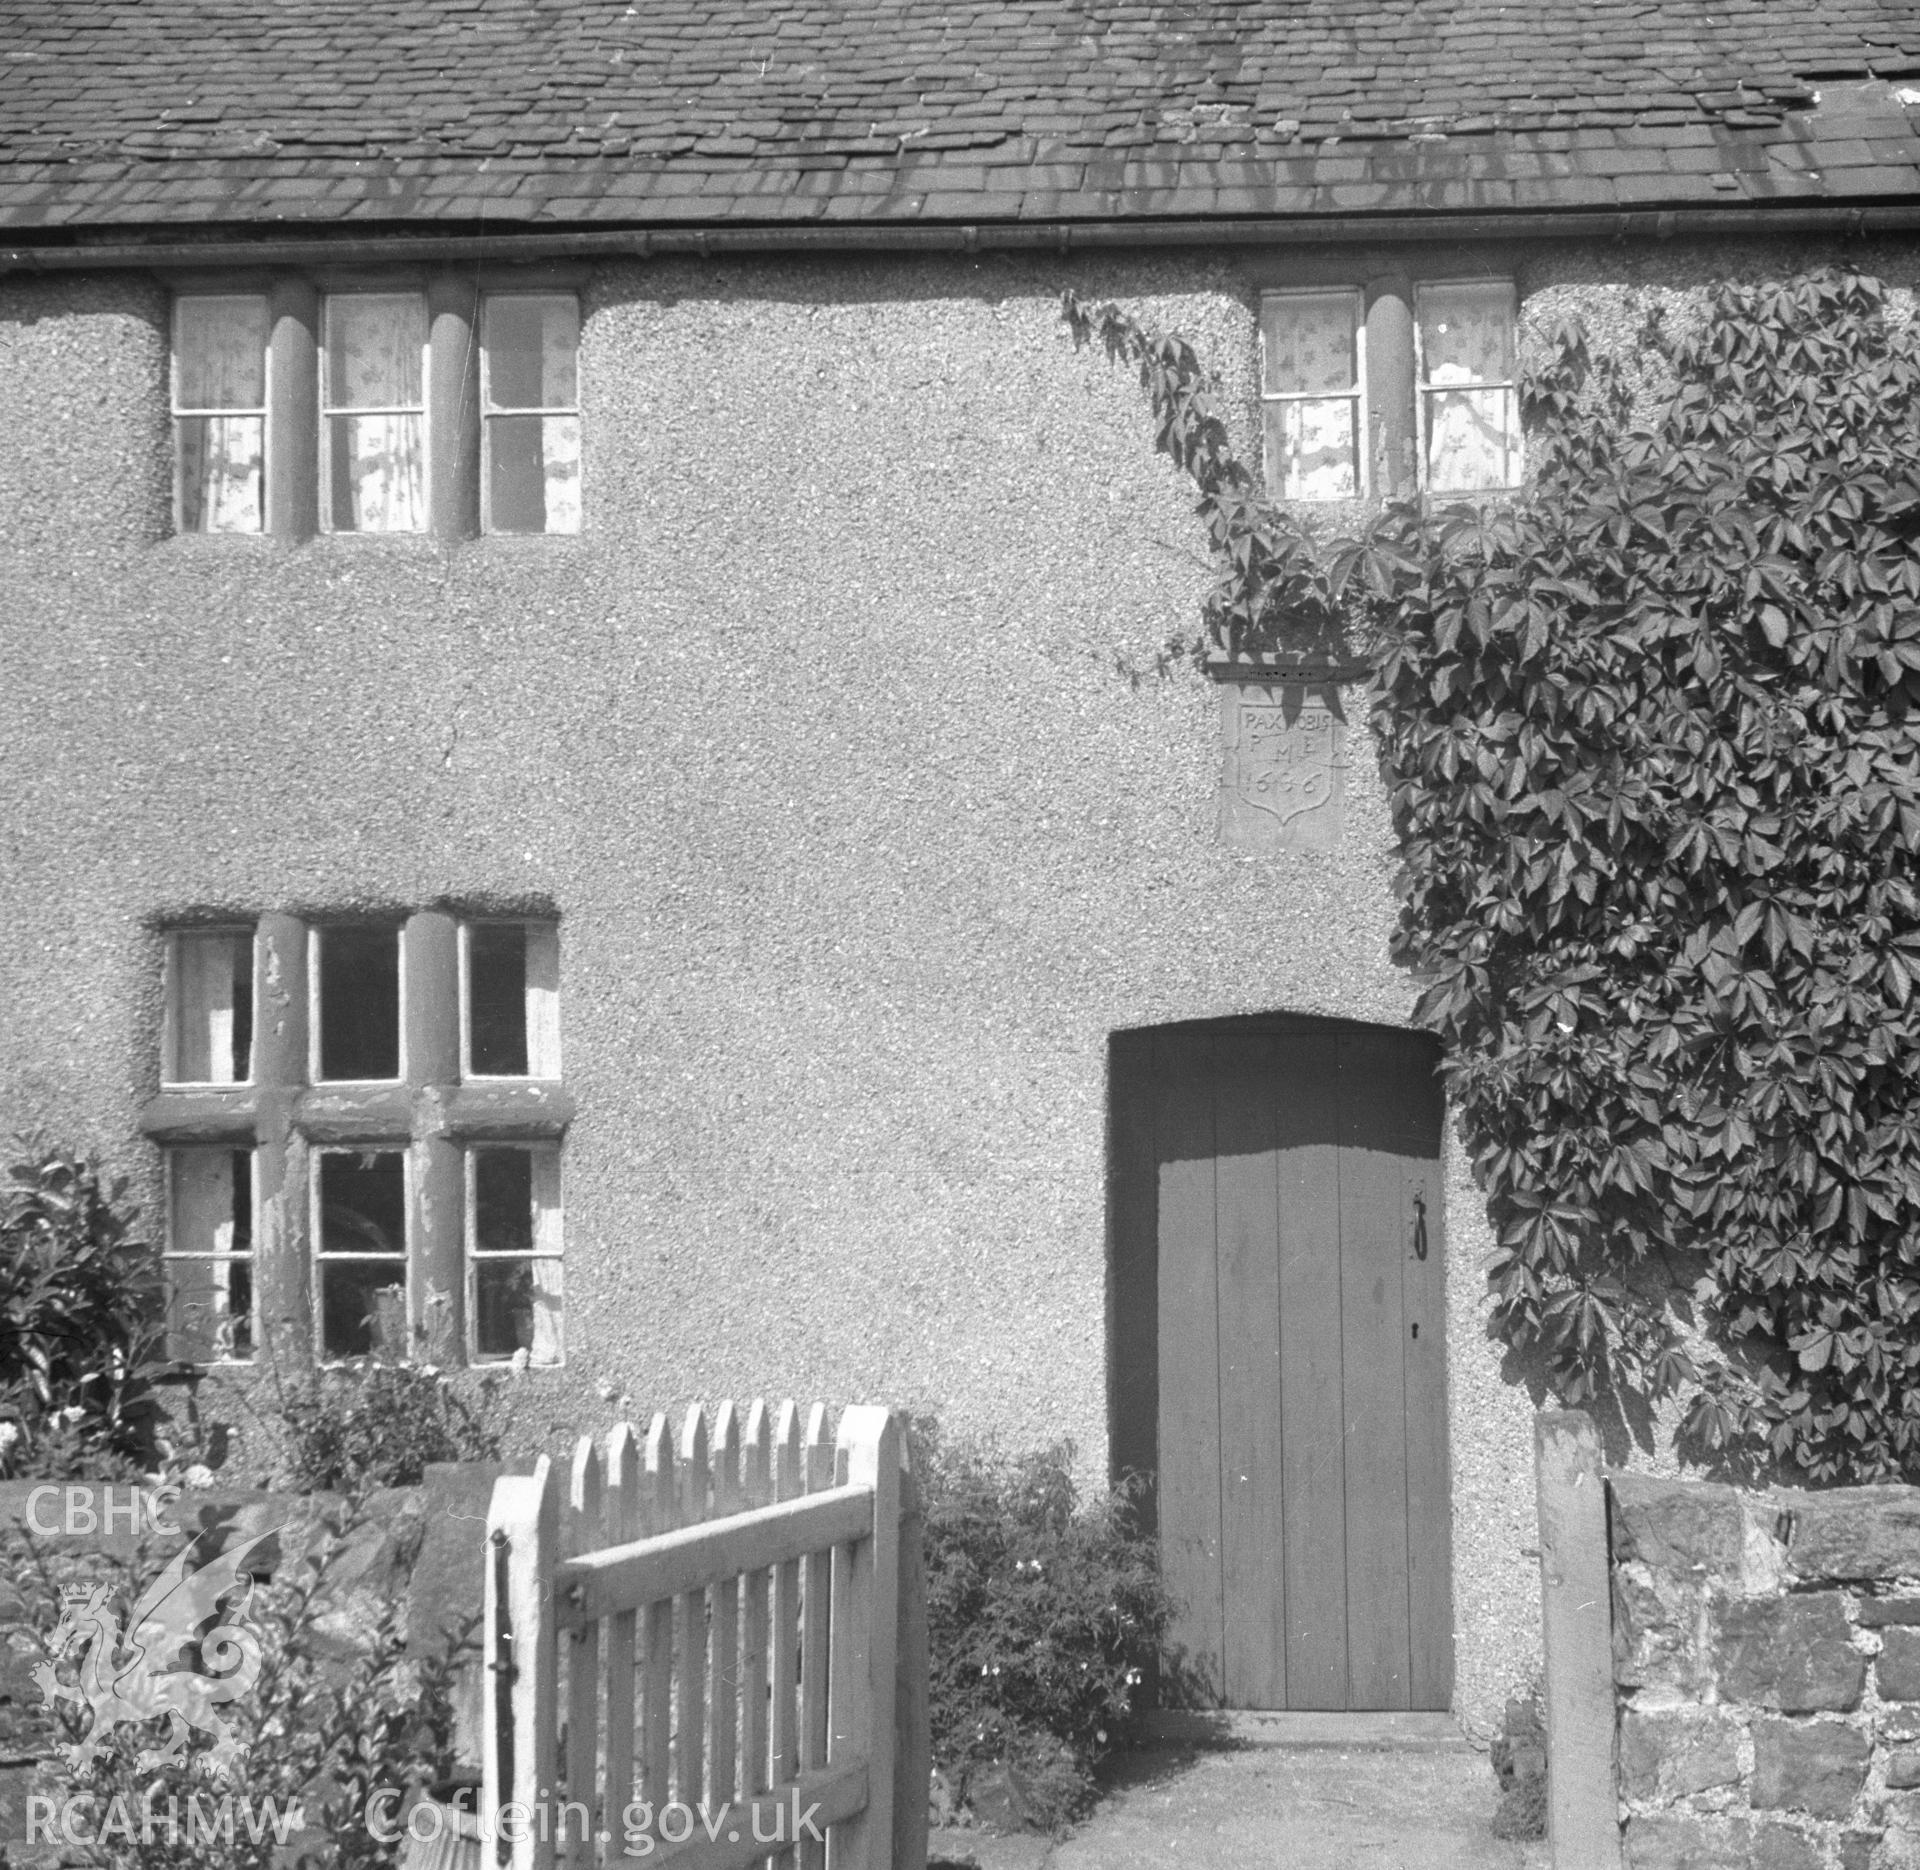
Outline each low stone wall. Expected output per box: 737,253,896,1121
1611,1470,1920,1869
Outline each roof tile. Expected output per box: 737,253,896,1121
4,0,1920,231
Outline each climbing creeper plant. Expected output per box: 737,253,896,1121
1068,272,1920,1482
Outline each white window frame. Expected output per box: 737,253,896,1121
307,924,408,1086
310,1143,414,1364
162,927,256,1088
464,1142,565,1366
171,293,270,535
1259,288,1369,502
458,919,563,1080
479,292,582,536
1414,278,1521,494
163,1145,258,1366
318,289,431,535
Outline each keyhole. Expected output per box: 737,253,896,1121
1411,1322,1419,1339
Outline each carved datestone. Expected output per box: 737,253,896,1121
1217,681,1349,852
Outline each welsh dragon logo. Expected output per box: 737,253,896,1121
32,1528,274,1779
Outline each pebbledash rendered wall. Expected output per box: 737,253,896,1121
3,234,1910,1735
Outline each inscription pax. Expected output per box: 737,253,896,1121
1218,683,1349,852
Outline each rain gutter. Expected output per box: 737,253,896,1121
4,202,1920,270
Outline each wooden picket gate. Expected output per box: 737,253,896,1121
483,1400,912,1870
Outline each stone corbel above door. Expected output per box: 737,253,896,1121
1210,657,1366,854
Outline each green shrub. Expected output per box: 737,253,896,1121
274,1361,502,1491
13,1505,471,1869
920,1432,1169,1827
0,1142,167,1479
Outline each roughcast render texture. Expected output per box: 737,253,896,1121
10,235,1906,1729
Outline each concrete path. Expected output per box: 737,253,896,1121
930,1726,1549,1870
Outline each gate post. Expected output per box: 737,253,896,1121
833,1407,901,1870
1535,1411,1621,1870
485,1455,561,1870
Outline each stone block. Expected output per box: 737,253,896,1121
1891,1751,1920,1790
1751,1717,1872,1819
1616,1566,1704,1690
1752,1823,1825,1870
1717,1593,1866,1711
1883,1630,1920,1702
1837,1833,1881,1870
1623,1813,1750,1869
1855,1597,1920,1627
1619,1707,1743,1803
1787,1489,1920,1581
1612,1474,1748,1580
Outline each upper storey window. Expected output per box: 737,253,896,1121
322,293,428,534
173,296,268,534
169,279,581,538
483,295,582,535
1417,281,1520,494
1258,277,1520,503
1260,290,1366,501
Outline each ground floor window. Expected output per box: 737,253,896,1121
144,908,572,1368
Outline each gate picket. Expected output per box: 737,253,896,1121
565,1436,605,1865
675,1405,711,1813
485,1401,915,1870
604,1422,640,1867
639,1415,677,1821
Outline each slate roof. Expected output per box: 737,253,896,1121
6,0,1920,235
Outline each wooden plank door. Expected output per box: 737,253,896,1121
1108,1019,1453,1712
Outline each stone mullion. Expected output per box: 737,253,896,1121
405,910,466,1364
252,912,313,1370
266,276,319,540
1365,275,1417,498
427,276,482,542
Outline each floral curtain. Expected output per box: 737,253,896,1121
174,296,266,532
1421,285,1517,492
325,294,426,532
1261,292,1360,499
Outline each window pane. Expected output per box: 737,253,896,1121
317,1150,406,1253
326,413,425,533
166,1148,252,1362
474,1258,533,1360
473,1148,534,1253
486,296,578,410
1419,284,1514,387
473,1257,563,1363
325,294,424,409
469,926,529,1075
175,297,266,411
1261,293,1358,396
178,416,265,534
318,1261,408,1360
1264,398,1358,501
487,415,581,535
316,1150,407,1360
167,932,253,1084
1426,387,1516,493
166,1256,255,1364
316,927,400,1080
